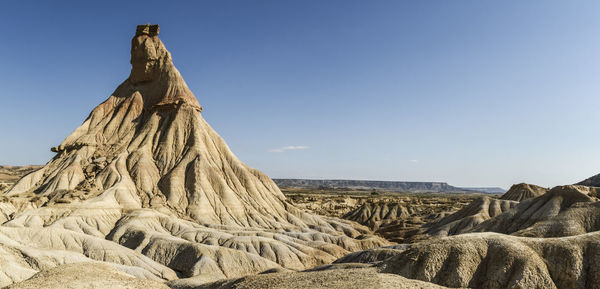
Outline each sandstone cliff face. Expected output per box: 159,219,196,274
0,24,388,287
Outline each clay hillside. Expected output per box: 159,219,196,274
577,172,600,187
0,24,390,288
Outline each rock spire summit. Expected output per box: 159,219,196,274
0,25,386,285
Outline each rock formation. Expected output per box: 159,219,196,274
378,231,600,289
6,23,600,289
344,202,412,230
330,185,600,289
424,196,518,236
333,244,408,264
274,179,479,193
576,172,600,187
340,197,470,243
418,185,600,239
0,166,41,194
454,185,597,238
471,185,598,235
4,263,171,289
172,267,451,289
500,183,547,201
0,24,388,287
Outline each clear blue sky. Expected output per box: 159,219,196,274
1,1,600,189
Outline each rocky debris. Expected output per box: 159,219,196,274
500,183,548,201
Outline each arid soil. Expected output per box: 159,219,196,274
284,189,480,243
7,163,600,289
1,171,483,245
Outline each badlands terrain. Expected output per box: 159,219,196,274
2,25,600,289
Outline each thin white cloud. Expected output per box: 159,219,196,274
269,145,310,153
408,159,419,163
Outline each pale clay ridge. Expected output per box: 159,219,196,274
500,183,548,202
343,202,412,230
201,184,600,289
328,185,600,289
377,231,600,289
470,185,599,236
4,263,171,289
0,24,388,287
179,267,452,289
421,184,598,239
424,196,518,237
340,197,469,243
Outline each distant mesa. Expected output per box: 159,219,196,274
459,186,507,194
274,178,505,194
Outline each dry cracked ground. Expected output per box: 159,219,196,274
3,24,600,289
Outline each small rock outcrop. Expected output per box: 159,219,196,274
500,183,547,201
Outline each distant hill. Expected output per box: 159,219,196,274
576,173,600,187
0,165,43,193
458,187,507,194
273,179,502,194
